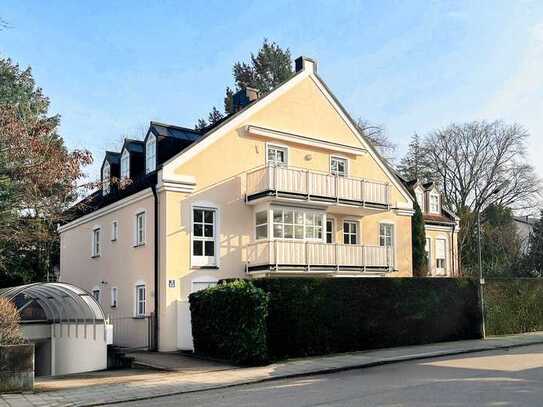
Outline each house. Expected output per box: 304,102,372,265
513,215,538,253
404,179,460,276
59,56,448,352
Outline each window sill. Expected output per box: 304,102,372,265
133,243,146,248
91,255,101,259
111,305,117,309
133,315,147,320
191,266,219,270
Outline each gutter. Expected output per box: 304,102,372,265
151,184,159,351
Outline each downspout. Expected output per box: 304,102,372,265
151,184,159,351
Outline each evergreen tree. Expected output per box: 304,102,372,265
196,39,294,128
397,133,432,181
411,197,428,276
525,210,543,275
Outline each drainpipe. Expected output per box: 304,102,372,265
151,184,159,351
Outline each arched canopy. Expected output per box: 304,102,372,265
0,283,105,323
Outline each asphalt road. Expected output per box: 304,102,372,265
117,344,543,407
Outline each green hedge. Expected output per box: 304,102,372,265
190,278,482,365
254,278,482,360
189,280,269,365
484,279,543,336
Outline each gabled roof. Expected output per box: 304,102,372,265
121,139,145,154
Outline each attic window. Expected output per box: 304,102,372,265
430,193,440,214
415,190,424,211
102,161,110,195
146,135,156,174
120,149,130,179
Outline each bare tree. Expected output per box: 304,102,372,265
423,121,541,252
355,118,396,162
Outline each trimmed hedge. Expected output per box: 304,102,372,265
253,278,482,360
189,280,269,365
484,279,543,336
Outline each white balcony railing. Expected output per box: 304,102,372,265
246,165,391,206
246,240,394,271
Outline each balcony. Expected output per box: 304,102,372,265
246,165,391,208
246,240,394,274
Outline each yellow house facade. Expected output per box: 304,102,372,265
59,57,442,351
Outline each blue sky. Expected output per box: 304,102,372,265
1,1,542,181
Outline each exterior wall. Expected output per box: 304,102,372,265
59,190,155,348
425,226,459,277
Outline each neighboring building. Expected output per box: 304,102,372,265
59,56,422,352
513,215,538,254
403,179,460,277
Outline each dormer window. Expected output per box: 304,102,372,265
102,161,110,196
146,135,156,174
430,193,440,213
120,149,130,179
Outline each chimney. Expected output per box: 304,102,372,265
232,87,259,112
295,56,317,73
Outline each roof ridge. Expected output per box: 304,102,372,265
150,121,201,133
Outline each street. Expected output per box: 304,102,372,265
118,344,543,407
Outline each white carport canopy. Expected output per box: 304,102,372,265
0,282,105,325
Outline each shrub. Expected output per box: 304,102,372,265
0,298,25,345
189,280,269,365
254,278,481,360
484,279,543,335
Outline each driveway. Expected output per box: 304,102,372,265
119,344,543,407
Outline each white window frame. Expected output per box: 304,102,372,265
111,220,119,241
102,161,110,196
330,155,348,177
429,193,440,214
343,220,359,245
266,143,288,167
271,206,325,241
111,287,118,308
134,211,146,247
135,283,146,318
379,223,395,248
91,227,101,257
255,209,268,240
326,217,335,244
435,237,447,275
120,148,130,179
145,134,156,174
191,205,219,268
425,237,432,272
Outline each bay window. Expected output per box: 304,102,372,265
271,207,323,240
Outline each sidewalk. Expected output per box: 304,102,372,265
2,333,543,407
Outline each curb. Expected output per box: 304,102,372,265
82,339,543,406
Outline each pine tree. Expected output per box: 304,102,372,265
398,133,432,181
411,198,428,276
207,106,223,125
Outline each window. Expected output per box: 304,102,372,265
267,145,287,166
92,288,100,303
146,135,156,174
192,281,218,293
436,238,447,275
430,193,440,213
255,210,268,240
111,287,118,308
102,161,110,196
343,221,358,245
272,207,323,240
135,212,146,246
379,224,394,247
415,190,424,211
330,157,347,177
135,285,146,317
425,237,432,269
192,208,217,266
120,149,130,179
92,228,101,257
326,218,335,244
111,221,119,241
